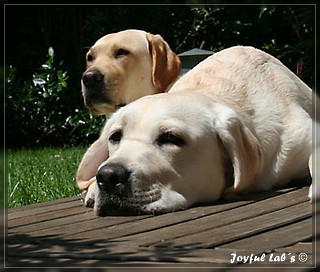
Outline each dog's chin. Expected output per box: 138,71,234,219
87,103,117,116
94,187,190,216
94,195,164,216
95,202,143,216
95,200,181,216
88,103,127,116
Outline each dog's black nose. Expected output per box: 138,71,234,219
82,69,104,87
96,164,131,191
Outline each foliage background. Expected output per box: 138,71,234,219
5,3,316,148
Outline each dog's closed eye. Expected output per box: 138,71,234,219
109,130,123,144
115,48,130,58
156,131,186,147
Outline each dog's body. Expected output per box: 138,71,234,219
81,29,181,116
79,46,312,215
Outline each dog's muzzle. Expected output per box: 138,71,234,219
95,163,163,215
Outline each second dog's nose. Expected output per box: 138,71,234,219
96,164,131,191
82,69,104,87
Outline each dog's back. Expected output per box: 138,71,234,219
171,46,312,190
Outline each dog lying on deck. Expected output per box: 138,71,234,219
81,29,181,116
78,46,313,216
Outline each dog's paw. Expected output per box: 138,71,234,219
81,182,98,208
85,197,95,208
80,190,95,207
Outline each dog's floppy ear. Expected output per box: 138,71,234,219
213,105,263,193
146,33,181,93
76,123,110,190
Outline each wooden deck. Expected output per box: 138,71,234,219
6,186,319,269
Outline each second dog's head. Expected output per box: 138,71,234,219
81,29,181,115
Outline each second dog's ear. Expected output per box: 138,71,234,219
76,122,110,190
147,33,181,93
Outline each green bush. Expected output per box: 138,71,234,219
7,47,105,147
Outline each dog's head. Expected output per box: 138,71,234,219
81,29,181,115
88,92,263,215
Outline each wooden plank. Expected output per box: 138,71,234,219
61,188,307,243
12,238,311,266
8,196,80,214
274,242,313,254
6,256,117,267
139,200,311,249
9,210,95,234
8,205,86,228
8,197,82,220
7,239,262,265
6,256,181,266
18,214,151,238
95,187,310,247
219,218,312,251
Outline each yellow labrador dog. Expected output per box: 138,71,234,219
81,29,181,115
78,46,312,216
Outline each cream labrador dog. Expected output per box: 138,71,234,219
78,46,312,216
81,29,181,115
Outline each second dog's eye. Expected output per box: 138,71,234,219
109,130,122,144
157,132,186,147
115,49,130,58
86,53,94,62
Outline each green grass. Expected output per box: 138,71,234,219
7,147,86,208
